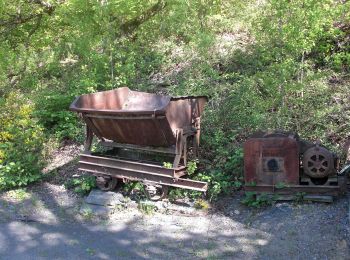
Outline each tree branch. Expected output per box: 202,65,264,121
0,0,55,31
119,0,166,36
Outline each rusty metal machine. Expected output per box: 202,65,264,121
70,87,208,200
244,132,346,199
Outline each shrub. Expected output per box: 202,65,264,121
64,175,96,195
34,91,83,141
241,192,276,208
196,170,235,201
0,92,44,190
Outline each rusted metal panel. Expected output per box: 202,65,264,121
244,132,345,199
70,87,207,147
244,137,300,186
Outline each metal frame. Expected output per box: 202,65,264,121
80,119,205,192
79,154,207,191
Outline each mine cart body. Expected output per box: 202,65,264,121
70,87,208,198
244,132,346,201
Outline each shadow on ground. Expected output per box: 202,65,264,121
0,178,269,259
0,152,349,259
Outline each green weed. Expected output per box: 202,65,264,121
65,176,96,195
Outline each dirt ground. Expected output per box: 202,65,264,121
0,143,349,259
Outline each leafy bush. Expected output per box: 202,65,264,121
0,93,44,190
241,192,277,208
64,175,96,195
34,91,83,141
194,199,210,210
196,171,235,201
0,0,349,198
138,202,157,215
186,161,198,176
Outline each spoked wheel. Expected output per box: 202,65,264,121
96,176,118,191
144,184,169,201
302,145,334,178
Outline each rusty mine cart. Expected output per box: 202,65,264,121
70,87,208,200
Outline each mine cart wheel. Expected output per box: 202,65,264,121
144,184,169,201
96,176,118,191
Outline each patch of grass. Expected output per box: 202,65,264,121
275,182,287,189
194,199,210,210
112,204,125,212
243,211,257,228
138,202,157,215
115,250,129,257
86,248,95,256
64,175,96,195
30,196,40,207
6,188,31,201
294,192,306,203
241,192,276,208
67,239,80,246
163,162,172,169
245,181,257,187
80,206,94,220
122,181,144,193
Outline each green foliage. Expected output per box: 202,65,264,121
6,188,31,201
169,149,243,201
34,91,83,140
168,187,202,201
275,182,287,189
0,93,44,190
186,161,198,176
80,206,94,220
122,181,144,194
196,171,235,201
138,202,157,215
0,0,349,195
241,192,276,208
162,162,172,169
294,192,306,203
65,175,96,195
194,199,210,210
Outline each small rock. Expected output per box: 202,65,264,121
127,200,138,209
85,189,124,206
337,239,348,250
154,201,166,209
234,210,240,215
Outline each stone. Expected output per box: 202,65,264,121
127,200,138,209
85,189,125,206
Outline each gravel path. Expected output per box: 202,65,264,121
0,144,349,259
0,195,349,259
